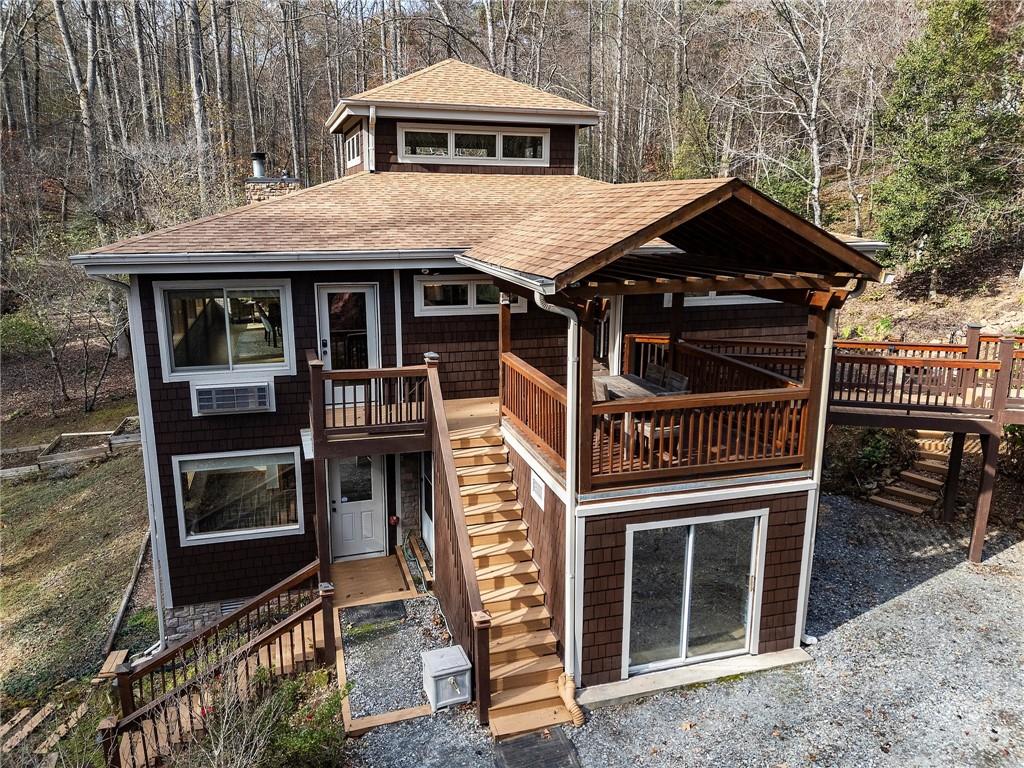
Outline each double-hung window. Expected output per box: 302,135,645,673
397,123,550,167
413,275,528,317
154,280,295,382
344,129,362,167
173,447,304,545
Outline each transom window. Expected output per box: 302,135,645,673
155,280,296,382
173,448,304,545
344,129,362,167
414,275,528,317
397,123,549,167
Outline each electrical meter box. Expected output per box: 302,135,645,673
421,645,472,712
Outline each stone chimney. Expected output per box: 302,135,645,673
244,151,303,204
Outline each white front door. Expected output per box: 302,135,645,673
329,455,386,559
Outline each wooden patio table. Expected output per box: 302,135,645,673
594,373,669,400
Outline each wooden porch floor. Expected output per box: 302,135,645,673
445,396,499,431
330,550,416,609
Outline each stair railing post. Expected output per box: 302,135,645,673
96,716,122,768
993,338,1015,417
472,610,492,726
319,582,337,667
112,663,135,719
964,323,982,403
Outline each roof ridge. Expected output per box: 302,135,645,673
86,173,362,254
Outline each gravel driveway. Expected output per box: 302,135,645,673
343,495,1024,767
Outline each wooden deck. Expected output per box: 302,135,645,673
330,550,416,609
446,396,499,432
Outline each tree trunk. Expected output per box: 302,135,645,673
610,0,626,182
185,0,210,204
129,0,153,140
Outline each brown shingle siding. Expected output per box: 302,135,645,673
580,491,809,687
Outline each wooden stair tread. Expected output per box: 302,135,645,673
452,446,508,467
3,703,55,752
490,605,550,627
473,538,531,557
481,582,545,604
489,681,562,711
913,459,949,473
476,560,538,580
449,425,502,440
489,702,573,739
900,470,944,490
870,495,926,515
460,481,516,495
490,629,557,653
468,519,527,537
464,500,522,517
886,484,939,504
0,709,31,741
490,654,563,681
457,463,512,477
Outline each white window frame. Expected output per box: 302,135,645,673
344,128,362,168
413,275,528,317
396,122,550,167
154,279,296,384
172,446,305,546
620,507,768,680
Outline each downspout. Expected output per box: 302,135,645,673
533,292,582,707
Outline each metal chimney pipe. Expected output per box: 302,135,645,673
250,151,267,178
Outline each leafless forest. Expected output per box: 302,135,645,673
1,0,937,238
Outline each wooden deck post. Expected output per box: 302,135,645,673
964,323,982,402
667,292,685,371
308,351,327,454
968,431,1000,563
498,294,511,416
319,582,337,667
313,458,331,584
801,303,829,471
942,431,966,522
472,610,492,725
112,663,135,719
577,304,596,494
993,338,1015,416
96,716,121,768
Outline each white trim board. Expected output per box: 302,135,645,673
578,648,812,710
575,478,816,518
128,276,173,624
500,423,569,504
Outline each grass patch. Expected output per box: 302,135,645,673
0,396,137,448
0,453,148,708
344,619,400,643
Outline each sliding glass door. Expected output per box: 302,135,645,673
625,514,761,676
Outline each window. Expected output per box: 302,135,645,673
344,130,362,167
397,123,549,166
413,275,528,317
662,292,779,308
173,448,304,545
155,280,295,382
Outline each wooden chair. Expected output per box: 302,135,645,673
644,363,668,388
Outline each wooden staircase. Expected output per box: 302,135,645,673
450,424,573,739
869,430,950,515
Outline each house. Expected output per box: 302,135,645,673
74,59,892,742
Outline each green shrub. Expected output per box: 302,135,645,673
0,312,49,357
1001,425,1024,482
823,427,918,495
263,670,347,768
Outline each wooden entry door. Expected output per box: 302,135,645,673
329,455,385,560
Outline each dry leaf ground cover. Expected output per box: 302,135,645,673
0,453,149,709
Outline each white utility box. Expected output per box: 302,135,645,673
421,645,472,712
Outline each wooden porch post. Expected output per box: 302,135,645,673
313,458,331,584
667,292,685,371
942,431,966,522
964,323,982,400
319,582,337,667
577,304,596,494
498,293,511,415
801,302,829,471
968,431,1000,563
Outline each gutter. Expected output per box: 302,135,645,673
532,292,581,689
457,254,557,295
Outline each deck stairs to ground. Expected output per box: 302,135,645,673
449,424,573,739
869,430,962,516
116,611,325,767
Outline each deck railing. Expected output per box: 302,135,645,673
683,337,807,380
424,354,491,725
590,387,811,487
500,352,567,468
99,597,327,768
307,351,427,439
112,562,324,718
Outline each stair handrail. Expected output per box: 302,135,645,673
423,352,491,724
116,560,320,717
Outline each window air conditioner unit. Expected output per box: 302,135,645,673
192,382,274,416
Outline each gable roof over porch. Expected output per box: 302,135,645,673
458,177,884,296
